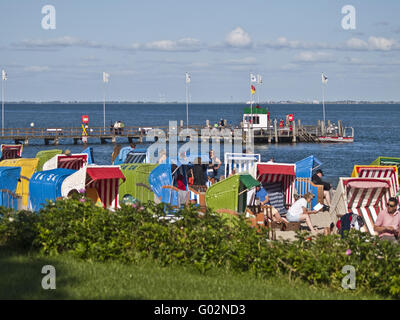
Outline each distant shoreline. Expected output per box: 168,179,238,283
3,101,400,105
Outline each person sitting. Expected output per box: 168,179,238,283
176,174,189,206
312,169,332,207
286,192,319,234
190,157,208,186
374,197,400,243
255,185,288,225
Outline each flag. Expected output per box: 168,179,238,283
257,74,262,84
250,73,257,82
251,85,256,95
185,72,191,84
103,72,110,83
321,73,328,84
2,70,7,81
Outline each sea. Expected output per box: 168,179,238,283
3,103,400,188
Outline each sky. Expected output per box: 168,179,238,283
0,0,400,102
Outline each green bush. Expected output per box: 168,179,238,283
0,198,399,298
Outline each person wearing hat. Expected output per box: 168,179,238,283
312,169,332,207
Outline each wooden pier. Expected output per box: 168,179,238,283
0,119,353,145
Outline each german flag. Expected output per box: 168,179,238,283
251,85,256,95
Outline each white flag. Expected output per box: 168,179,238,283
321,73,328,84
250,73,257,82
185,72,191,84
2,70,7,81
103,72,110,83
257,74,262,84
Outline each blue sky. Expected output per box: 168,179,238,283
0,0,400,102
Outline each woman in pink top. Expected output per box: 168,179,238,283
374,197,400,242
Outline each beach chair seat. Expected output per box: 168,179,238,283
264,182,288,216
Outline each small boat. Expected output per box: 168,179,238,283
318,136,354,143
317,126,354,143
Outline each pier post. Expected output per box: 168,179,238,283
338,120,343,136
320,121,325,136
292,121,296,143
112,136,116,143
180,120,184,128
274,119,278,144
206,120,209,128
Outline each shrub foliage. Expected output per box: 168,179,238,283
0,198,399,298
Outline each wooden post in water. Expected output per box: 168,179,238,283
180,120,184,128
292,120,296,143
206,120,209,128
338,120,343,136
320,120,325,136
274,119,278,143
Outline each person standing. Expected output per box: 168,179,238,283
207,150,221,184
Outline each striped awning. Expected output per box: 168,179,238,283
352,166,399,200
1,144,23,160
85,166,125,209
344,178,391,235
57,155,88,170
257,163,296,205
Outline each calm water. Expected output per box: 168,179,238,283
3,103,400,187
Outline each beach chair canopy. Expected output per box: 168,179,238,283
82,147,95,164
43,153,88,171
123,148,149,164
295,155,322,179
224,153,261,178
371,157,400,168
114,146,136,165
257,163,296,208
330,177,392,235
119,163,158,204
85,166,125,209
0,158,39,208
205,174,260,213
0,166,21,210
29,168,76,211
351,165,398,197
148,160,192,206
0,144,23,160
35,149,62,171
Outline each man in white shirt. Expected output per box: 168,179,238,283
286,192,319,234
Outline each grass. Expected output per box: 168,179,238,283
0,248,388,300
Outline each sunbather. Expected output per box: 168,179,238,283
374,197,400,243
312,169,332,207
286,192,319,234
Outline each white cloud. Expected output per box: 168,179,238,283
368,36,396,51
224,57,257,65
24,66,50,72
345,36,398,51
225,27,252,48
346,38,368,50
16,36,103,49
294,51,334,63
142,38,202,51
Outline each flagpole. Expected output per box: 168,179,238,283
322,82,325,124
103,79,107,134
2,76,4,136
186,77,189,129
